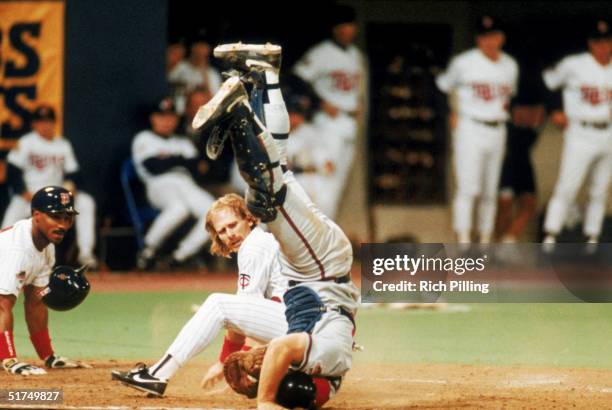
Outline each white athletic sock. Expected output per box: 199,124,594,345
263,70,289,165
149,354,181,381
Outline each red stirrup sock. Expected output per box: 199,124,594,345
30,328,53,360
0,330,16,360
219,336,245,363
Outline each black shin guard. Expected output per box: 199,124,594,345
229,104,286,222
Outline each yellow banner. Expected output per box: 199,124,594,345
0,1,65,141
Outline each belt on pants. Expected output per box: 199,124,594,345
288,273,351,288
471,118,505,127
328,305,356,327
580,121,610,130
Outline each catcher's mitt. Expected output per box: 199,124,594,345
223,345,267,398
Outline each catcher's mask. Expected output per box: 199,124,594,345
276,370,316,409
41,265,90,311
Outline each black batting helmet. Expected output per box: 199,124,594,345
276,371,316,409
31,186,79,215
41,265,91,311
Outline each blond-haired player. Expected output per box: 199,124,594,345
112,193,287,395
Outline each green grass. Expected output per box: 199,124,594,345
11,292,612,369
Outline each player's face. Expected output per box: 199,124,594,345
151,112,179,137
476,31,505,59
167,43,186,67
190,42,210,64
289,112,306,131
33,210,75,245
186,91,211,121
333,22,358,46
589,38,612,63
32,119,56,140
210,208,252,253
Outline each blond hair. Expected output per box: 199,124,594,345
206,193,258,258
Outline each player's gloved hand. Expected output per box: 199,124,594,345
44,354,92,369
223,345,267,398
200,361,225,389
2,358,47,375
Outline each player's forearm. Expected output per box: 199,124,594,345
257,334,308,405
142,156,187,175
23,286,48,335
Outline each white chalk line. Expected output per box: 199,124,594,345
353,375,612,394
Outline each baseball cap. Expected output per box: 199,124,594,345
151,97,177,115
475,15,503,35
330,4,356,27
588,20,612,40
32,105,57,122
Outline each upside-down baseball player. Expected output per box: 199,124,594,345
192,44,360,410
542,20,612,245
2,105,98,268
111,193,339,407
436,16,519,244
0,186,90,375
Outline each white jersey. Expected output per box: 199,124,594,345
236,226,287,301
0,219,54,297
131,130,198,183
293,40,364,112
436,48,518,121
7,131,79,192
168,61,222,94
543,52,612,122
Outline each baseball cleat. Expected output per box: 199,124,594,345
214,42,282,73
542,234,556,254
192,76,248,131
111,363,167,397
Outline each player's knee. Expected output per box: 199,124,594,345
456,189,477,202
203,292,225,308
553,184,579,202
167,203,190,220
589,190,608,203
0,294,17,313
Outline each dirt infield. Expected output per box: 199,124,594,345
2,361,612,409
4,271,608,409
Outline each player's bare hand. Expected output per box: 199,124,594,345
197,159,210,175
45,354,92,369
62,180,77,196
550,111,568,129
200,361,225,389
2,358,47,375
321,100,340,118
22,191,33,202
448,111,458,131
323,160,335,175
